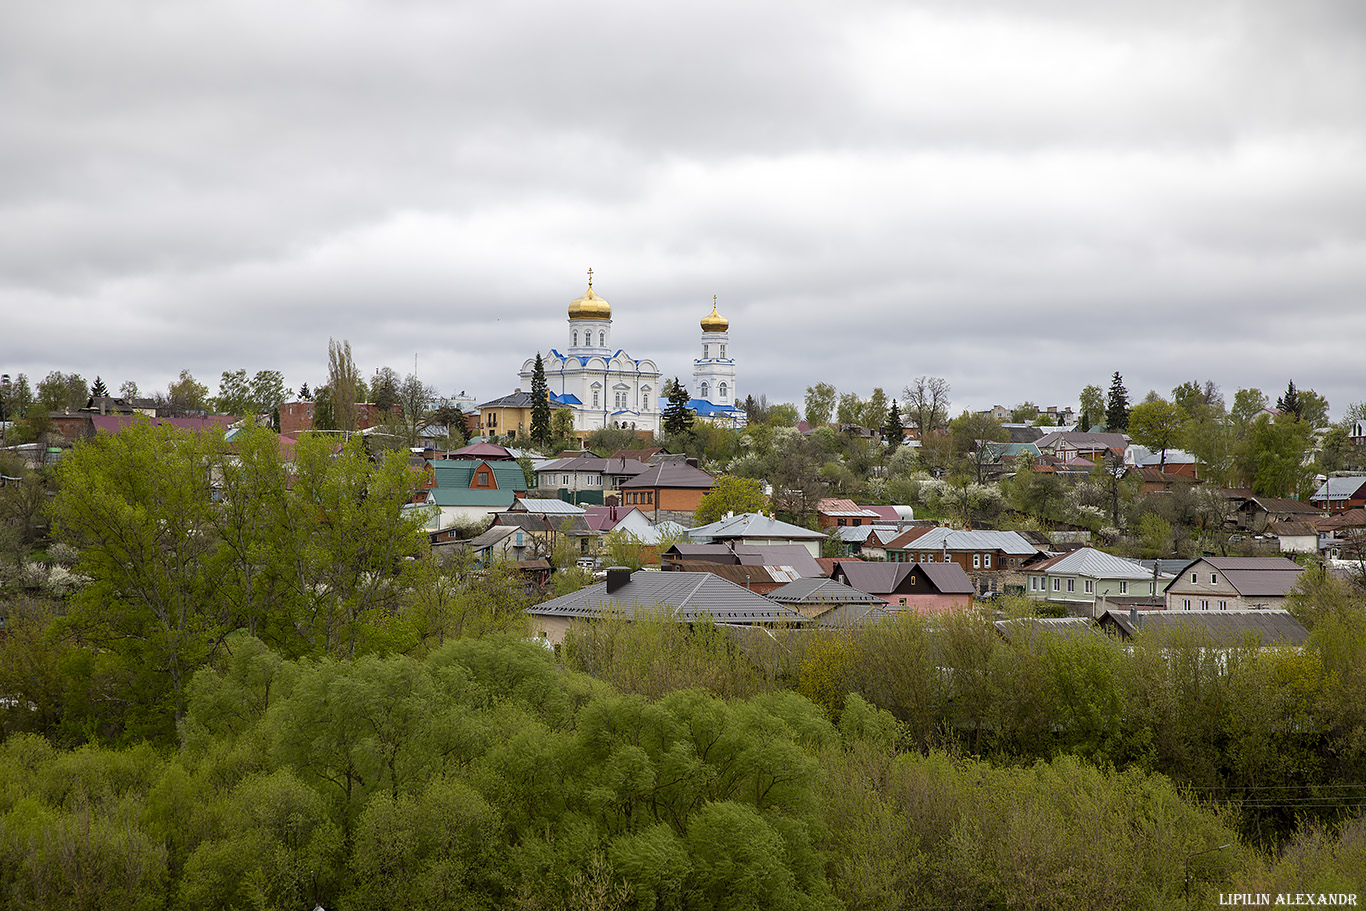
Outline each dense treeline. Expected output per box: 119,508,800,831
4,634,1358,910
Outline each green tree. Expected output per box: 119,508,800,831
118,379,139,399
1078,383,1106,429
881,399,904,453
327,338,363,432
1298,388,1330,428
804,382,836,426
863,387,889,431
949,410,1008,484
1239,412,1315,497
695,474,769,525
836,392,864,426
1231,387,1268,427
89,376,109,399
50,423,229,735
162,369,211,416
1011,402,1040,423
35,370,88,414
1127,398,1189,470
1276,380,1302,420
530,353,552,447
1106,372,1130,431
214,368,253,415
371,366,401,411
0,372,32,424
662,377,694,436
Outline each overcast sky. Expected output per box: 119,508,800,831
3,0,1364,420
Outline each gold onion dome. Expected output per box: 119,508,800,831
568,272,611,321
700,297,728,332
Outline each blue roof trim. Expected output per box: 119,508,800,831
552,393,582,405
688,398,745,416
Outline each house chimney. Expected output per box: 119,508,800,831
606,566,631,593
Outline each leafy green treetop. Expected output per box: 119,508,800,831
694,474,769,525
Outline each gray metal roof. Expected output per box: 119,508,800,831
1100,608,1308,645
1313,476,1366,500
688,513,827,541
508,498,586,515
1166,557,1305,598
733,544,823,578
995,617,1107,645
767,577,886,605
527,571,811,625
1034,547,1156,581
902,527,1038,555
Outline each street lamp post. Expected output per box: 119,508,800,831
1185,843,1231,910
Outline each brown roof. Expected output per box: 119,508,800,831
1317,509,1366,531
619,462,716,489
884,526,935,550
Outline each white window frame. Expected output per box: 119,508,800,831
1067,578,1075,593
1052,578,1060,592
1119,581,1128,594
1084,579,1094,594
983,553,991,569
973,554,981,569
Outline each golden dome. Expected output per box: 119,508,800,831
568,271,611,321
700,296,728,332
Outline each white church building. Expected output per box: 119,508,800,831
518,275,744,437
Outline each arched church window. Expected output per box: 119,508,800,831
598,331,605,346
700,382,709,399
573,330,578,346
593,390,599,408
720,345,726,358
719,382,727,400
703,344,708,359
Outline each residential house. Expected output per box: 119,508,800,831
1162,557,1305,611
884,527,1043,595
1125,445,1199,478
535,454,650,504
1267,520,1320,555
1024,547,1166,616
423,458,528,527
1311,476,1366,515
526,567,810,645
831,524,908,559
1098,608,1308,646
687,513,828,557
1316,509,1366,561
766,578,890,627
816,497,880,529
1232,494,1324,532
1033,431,1129,465
619,462,717,523
477,389,571,442
831,561,975,613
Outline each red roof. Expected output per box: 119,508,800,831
449,441,515,460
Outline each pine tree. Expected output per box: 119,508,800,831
1276,380,1302,421
530,353,552,446
90,376,109,399
1106,372,1130,431
882,399,904,452
299,382,312,401
662,377,694,435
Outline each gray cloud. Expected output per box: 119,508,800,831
2,0,1363,420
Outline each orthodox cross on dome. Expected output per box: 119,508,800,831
587,267,593,289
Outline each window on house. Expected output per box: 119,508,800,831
593,391,599,408
573,330,578,346
1119,581,1128,594
703,344,708,358
1191,572,1198,583
1067,579,1075,592
1211,573,1218,584
719,382,727,400
1183,599,1191,610
973,554,981,569
1201,599,1209,610
720,345,726,358
1219,600,1227,610
701,382,709,399
1085,580,1094,593
1052,578,1060,591
983,554,991,568
1148,584,1154,594
599,331,605,346
562,475,569,485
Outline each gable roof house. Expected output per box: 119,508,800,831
816,498,881,529
766,578,890,627
884,527,1044,595
534,455,650,505
1098,608,1309,646
618,462,717,523
1024,547,1166,617
422,458,528,527
687,513,828,557
831,561,975,613
477,390,571,442
1033,431,1129,465
1310,476,1366,515
1162,557,1305,612
526,567,810,645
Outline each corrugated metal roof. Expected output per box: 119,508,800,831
1101,608,1308,645
768,578,885,605
510,498,585,515
1313,476,1366,500
528,571,810,625
1034,547,1155,581
688,513,827,541
900,527,1038,555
